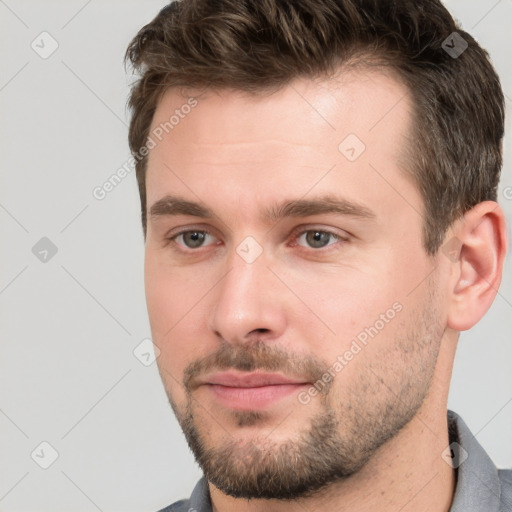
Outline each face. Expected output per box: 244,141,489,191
144,70,446,499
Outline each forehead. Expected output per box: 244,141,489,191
149,68,412,145
145,69,417,225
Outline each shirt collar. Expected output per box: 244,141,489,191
447,410,501,511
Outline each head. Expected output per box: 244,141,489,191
125,0,507,501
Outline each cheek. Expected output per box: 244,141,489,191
276,252,427,379
145,257,204,387
145,252,205,335
281,264,405,341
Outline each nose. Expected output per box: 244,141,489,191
208,249,288,346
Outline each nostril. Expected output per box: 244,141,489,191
252,328,270,334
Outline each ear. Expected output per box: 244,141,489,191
444,201,508,332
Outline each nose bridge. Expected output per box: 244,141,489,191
208,243,286,343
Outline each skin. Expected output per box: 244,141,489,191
143,68,507,512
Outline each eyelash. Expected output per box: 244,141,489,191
166,226,349,252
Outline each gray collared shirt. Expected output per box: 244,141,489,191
158,410,512,511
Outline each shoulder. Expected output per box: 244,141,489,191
499,469,512,511
156,499,189,512
155,477,210,512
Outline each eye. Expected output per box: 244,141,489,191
170,230,217,249
295,229,345,249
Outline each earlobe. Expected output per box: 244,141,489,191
445,201,507,332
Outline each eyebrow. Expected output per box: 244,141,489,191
148,194,376,223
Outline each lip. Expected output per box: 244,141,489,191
203,371,308,388
197,371,310,410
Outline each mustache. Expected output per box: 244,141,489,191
184,341,330,393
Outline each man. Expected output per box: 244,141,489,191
124,0,511,510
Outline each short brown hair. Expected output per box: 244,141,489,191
125,0,505,254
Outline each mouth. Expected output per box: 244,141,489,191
196,371,311,410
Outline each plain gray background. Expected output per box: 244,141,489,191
0,1,511,511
